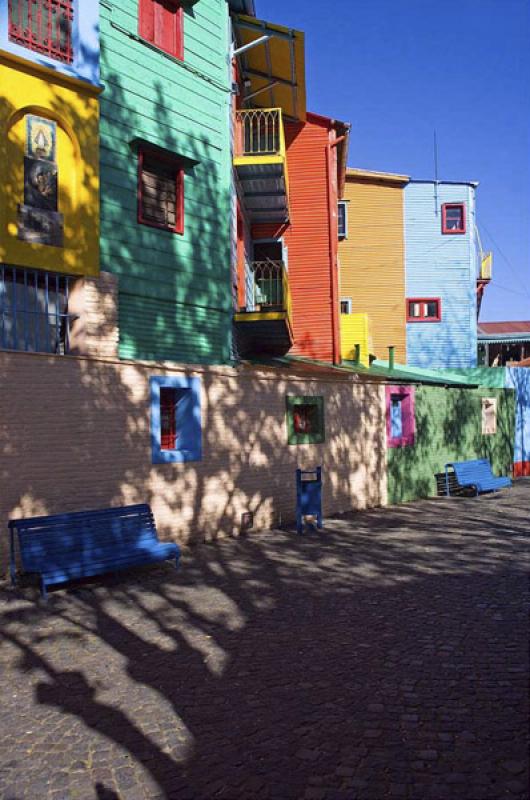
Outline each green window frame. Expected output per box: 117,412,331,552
286,395,325,445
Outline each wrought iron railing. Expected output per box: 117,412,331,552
0,265,76,354
8,0,74,64
251,260,285,308
235,109,285,158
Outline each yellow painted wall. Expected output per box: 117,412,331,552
0,55,99,276
340,312,371,365
338,175,407,363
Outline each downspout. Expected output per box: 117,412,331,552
326,134,347,365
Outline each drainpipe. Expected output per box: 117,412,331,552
388,346,395,371
326,138,345,366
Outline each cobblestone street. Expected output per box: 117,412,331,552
0,483,528,800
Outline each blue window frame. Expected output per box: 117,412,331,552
390,396,403,439
150,375,202,464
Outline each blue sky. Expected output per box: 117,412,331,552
256,0,530,321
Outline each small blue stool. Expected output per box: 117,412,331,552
296,467,323,534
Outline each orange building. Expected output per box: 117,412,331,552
338,168,409,364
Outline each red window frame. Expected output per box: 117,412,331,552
139,0,184,61
8,0,74,64
160,387,178,450
442,202,466,234
406,298,442,323
137,146,184,235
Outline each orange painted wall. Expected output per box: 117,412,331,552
252,114,338,363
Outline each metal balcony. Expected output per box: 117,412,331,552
234,259,293,356
234,109,289,223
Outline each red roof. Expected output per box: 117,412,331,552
478,321,530,335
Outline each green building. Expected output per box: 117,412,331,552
99,0,251,363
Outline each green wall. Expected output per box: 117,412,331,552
387,386,515,504
100,0,233,364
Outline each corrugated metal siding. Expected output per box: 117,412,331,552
338,178,407,363
252,116,336,362
340,313,371,364
404,183,478,369
100,0,233,364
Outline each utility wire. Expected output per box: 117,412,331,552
481,223,530,304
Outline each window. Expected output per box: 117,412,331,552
139,0,184,60
386,385,415,447
442,203,466,234
150,376,202,463
0,265,75,354
138,147,184,234
407,298,441,322
338,201,348,239
8,0,74,64
340,298,352,315
482,397,497,435
286,396,325,445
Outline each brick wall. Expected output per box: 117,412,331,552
0,351,387,571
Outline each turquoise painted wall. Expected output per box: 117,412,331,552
100,0,233,364
387,385,515,504
404,182,479,369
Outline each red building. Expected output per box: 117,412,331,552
230,13,349,365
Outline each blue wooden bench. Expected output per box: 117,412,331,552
9,503,180,598
445,459,512,497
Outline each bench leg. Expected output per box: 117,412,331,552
175,555,180,571
40,578,48,601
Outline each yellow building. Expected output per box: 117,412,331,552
0,54,100,278
338,168,409,364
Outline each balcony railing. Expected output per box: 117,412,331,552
251,260,284,309
234,108,285,159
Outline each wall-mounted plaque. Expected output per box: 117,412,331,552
24,157,58,211
26,116,56,162
17,205,64,247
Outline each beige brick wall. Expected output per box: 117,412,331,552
0,351,387,571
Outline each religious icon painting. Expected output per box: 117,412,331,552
24,157,58,211
26,116,57,162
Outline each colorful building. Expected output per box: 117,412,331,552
229,11,348,365
0,0,100,354
98,0,239,365
404,180,483,370
338,168,409,364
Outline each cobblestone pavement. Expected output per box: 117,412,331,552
0,484,529,800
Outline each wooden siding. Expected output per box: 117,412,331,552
100,0,233,364
251,115,338,363
338,176,407,363
405,182,478,369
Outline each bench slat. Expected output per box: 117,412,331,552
446,459,512,497
9,503,180,597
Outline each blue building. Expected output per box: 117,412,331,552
404,180,481,369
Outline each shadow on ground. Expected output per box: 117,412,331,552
0,483,529,800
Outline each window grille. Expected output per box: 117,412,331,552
0,266,76,354
8,0,74,64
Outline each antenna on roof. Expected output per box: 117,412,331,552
433,129,439,215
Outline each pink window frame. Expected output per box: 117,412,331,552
442,202,466,234
386,385,415,448
137,146,184,235
406,297,441,323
